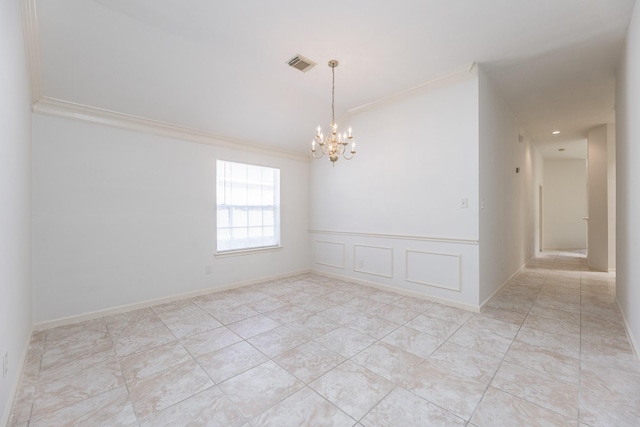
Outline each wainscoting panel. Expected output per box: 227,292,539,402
405,250,461,291
314,240,345,269
353,245,393,278
309,230,479,308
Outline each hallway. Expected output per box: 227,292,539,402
8,251,639,426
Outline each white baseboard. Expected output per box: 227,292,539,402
542,246,586,251
312,269,480,313
478,258,531,311
616,297,640,362
33,269,310,331
1,326,34,427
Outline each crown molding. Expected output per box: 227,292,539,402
348,62,478,116
33,97,310,162
20,0,42,103
20,0,308,162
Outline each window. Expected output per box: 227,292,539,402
216,160,280,252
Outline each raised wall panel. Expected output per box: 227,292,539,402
354,245,393,278
309,230,479,308
315,240,345,269
405,250,461,291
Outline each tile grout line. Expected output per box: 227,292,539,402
10,258,632,426
466,253,571,424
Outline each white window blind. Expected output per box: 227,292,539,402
216,160,280,252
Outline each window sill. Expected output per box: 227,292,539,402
215,245,283,258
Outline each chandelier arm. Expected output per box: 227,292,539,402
342,150,355,160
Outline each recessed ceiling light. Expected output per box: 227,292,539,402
552,130,560,135
558,148,565,152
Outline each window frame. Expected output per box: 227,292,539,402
215,159,281,255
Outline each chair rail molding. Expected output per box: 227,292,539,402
309,229,478,245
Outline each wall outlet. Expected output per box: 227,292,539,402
205,265,212,275
358,260,364,268
460,198,469,209
3,351,7,378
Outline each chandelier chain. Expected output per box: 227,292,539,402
331,64,335,125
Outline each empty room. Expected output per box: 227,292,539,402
2,0,640,425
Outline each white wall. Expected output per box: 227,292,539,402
478,68,540,304
587,124,610,271
32,115,310,323
0,0,33,423
310,74,481,308
616,1,640,358
542,159,587,250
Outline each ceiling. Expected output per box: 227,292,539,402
32,0,636,158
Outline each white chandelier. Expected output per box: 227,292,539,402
311,60,356,165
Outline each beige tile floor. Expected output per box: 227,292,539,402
8,251,640,426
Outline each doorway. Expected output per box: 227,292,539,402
541,158,587,252
539,185,543,252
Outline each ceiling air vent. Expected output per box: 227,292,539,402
287,54,316,73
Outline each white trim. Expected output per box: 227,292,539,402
20,0,41,103
314,240,346,269
353,244,394,278
1,326,34,427
478,257,532,310
20,0,308,163
405,250,462,292
33,269,309,331
215,245,283,258
617,297,640,362
313,269,479,313
309,229,478,245
33,97,310,162
543,246,587,251
348,62,477,115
